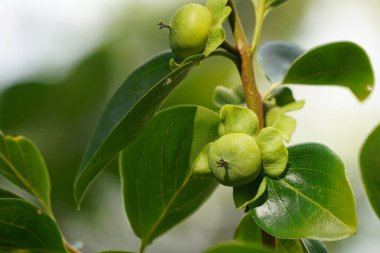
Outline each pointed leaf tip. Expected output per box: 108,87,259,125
74,52,194,206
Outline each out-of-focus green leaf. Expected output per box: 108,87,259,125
360,124,380,219
120,105,219,250
252,0,288,17
213,86,243,108
0,132,51,211
0,199,66,252
0,49,113,206
98,251,136,253
0,188,20,199
74,52,194,206
277,239,303,253
283,42,374,101
266,100,305,142
203,241,276,253
259,41,303,83
234,213,262,243
252,143,357,241
301,239,329,253
271,87,296,107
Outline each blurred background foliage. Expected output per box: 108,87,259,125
0,0,379,252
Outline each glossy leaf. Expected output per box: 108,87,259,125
283,42,374,101
0,132,51,211
203,241,276,253
252,143,357,240
234,213,262,243
360,124,380,219
277,239,303,253
259,41,304,83
204,0,232,56
0,199,66,252
74,52,194,205
120,105,219,249
301,239,329,253
266,100,305,142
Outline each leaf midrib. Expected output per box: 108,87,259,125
278,178,352,231
0,153,47,210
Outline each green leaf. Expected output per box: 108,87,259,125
266,0,288,8
234,213,262,243
265,100,305,142
213,86,243,108
0,132,51,212
203,241,276,253
271,87,296,107
301,239,328,253
0,188,20,199
251,143,357,241
277,239,304,253
282,42,374,101
74,52,194,206
360,124,380,219
0,199,66,252
204,0,232,56
233,176,266,210
120,105,219,249
259,41,304,83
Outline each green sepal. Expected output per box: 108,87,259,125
233,175,267,209
265,100,305,142
192,143,212,176
256,127,288,177
204,0,232,56
218,105,259,136
169,53,204,70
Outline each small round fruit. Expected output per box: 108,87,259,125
208,133,262,187
169,3,212,58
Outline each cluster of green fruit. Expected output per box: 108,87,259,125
193,105,289,187
161,0,231,60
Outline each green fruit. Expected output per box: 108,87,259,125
208,133,262,187
169,3,212,58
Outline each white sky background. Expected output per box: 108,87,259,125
1,0,380,252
